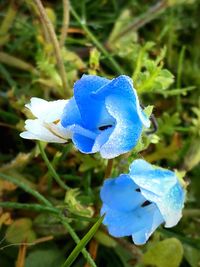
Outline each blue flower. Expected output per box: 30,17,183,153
100,159,185,245
61,75,150,159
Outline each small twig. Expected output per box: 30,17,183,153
59,0,70,47
33,0,68,95
16,240,27,267
104,159,113,179
0,236,53,251
112,0,168,43
146,113,158,134
140,104,158,134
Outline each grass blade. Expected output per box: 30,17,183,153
61,215,104,267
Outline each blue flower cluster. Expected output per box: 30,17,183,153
61,75,150,159
20,74,185,244
100,159,185,245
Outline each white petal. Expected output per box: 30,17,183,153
46,121,73,140
20,131,38,140
22,119,67,143
26,97,68,123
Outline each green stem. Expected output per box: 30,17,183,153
38,142,69,191
104,159,113,179
61,216,103,267
33,0,68,96
0,172,52,207
176,45,186,111
59,0,70,47
59,215,97,267
0,202,59,214
70,4,123,75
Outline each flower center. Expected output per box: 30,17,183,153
141,200,152,207
98,124,113,131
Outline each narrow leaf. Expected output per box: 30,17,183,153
61,215,104,267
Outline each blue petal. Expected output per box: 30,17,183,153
73,74,114,130
61,97,82,127
99,95,143,158
129,159,177,196
132,207,164,245
72,133,95,153
100,174,146,212
66,124,97,153
93,75,150,128
129,159,185,228
155,182,185,227
92,127,113,153
101,203,159,238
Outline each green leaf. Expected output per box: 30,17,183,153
143,238,183,267
5,218,36,243
25,247,65,267
61,215,104,267
143,105,154,118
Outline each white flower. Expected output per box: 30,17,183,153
20,97,71,143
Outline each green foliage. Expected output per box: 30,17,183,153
158,112,181,136
25,247,65,267
5,218,36,244
143,238,184,267
64,188,94,219
61,216,104,267
0,0,200,266
133,44,175,94
184,244,200,267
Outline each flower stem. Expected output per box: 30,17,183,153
59,0,70,47
38,142,70,191
0,172,51,207
0,202,59,214
69,4,123,75
33,0,68,95
104,159,113,179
